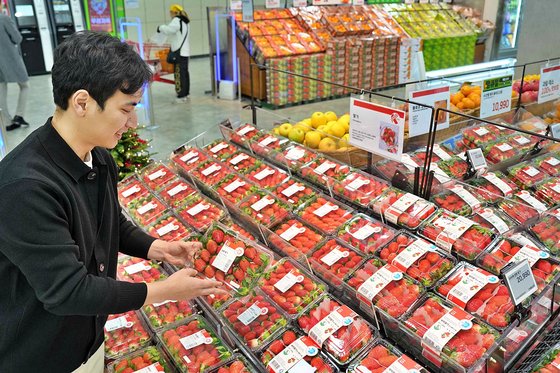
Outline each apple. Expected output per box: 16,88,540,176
278,123,292,138
288,128,305,143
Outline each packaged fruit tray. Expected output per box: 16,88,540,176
176,194,227,233
505,134,540,152
141,162,177,191
531,151,560,177
271,143,317,172
483,139,520,165
295,195,353,235
221,220,256,242
203,139,240,160
462,125,501,149
213,175,258,205
206,354,259,373
195,224,273,295
529,207,560,255
471,207,517,234
411,144,453,164
156,178,197,207
140,299,197,332
346,339,426,373
308,238,366,288
171,145,209,173
418,209,496,262
118,176,150,207
104,311,152,360
400,294,499,372
237,190,291,228
223,151,261,174
372,157,419,183
375,231,455,288
296,295,376,366
117,256,167,283
246,163,290,190
534,177,560,206
219,290,289,351
437,156,469,180
300,157,351,189
432,184,484,217
146,213,192,242
272,177,317,209
127,193,168,227
190,160,233,188
498,191,549,225
343,259,424,320
248,132,289,158
372,187,437,229
157,316,233,373
507,162,548,190
337,213,397,255
467,171,517,204
228,123,262,147
257,328,338,373
434,262,515,330
267,217,324,261
332,170,390,209
259,257,327,318
107,345,173,373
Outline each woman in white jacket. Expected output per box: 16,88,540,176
158,4,191,103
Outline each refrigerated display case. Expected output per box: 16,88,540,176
492,0,524,59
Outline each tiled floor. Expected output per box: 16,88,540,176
2,56,353,160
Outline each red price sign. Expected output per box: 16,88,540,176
538,65,560,104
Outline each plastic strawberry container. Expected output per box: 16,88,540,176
529,208,560,255
221,220,256,242
462,125,500,148
483,139,520,165
176,194,227,233
375,231,456,289
249,132,289,158
156,178,198,207
498,191,550,225
212,174,257,206
157,315,233,373
300,157,351,189
507,162,548,190
191,160,232,189
246,163,290,190
257,328,339,373
532,152,560,177
238,191,291,228
272,177,318,209
346,338,425,373
118,176,150,207
471,207,518,235
332,170,390,208
171,145,209,173
417,209,497,262
140,299,197,332
308,238,366,288
219,290,289,351
223,151,261,174
146,213,192,241
229,123,262,147
506,134,540,152
432,184,484,217
411,144,453,164
271,143,318,172
116,256,167,283
259,257,327,319
198,287,234,312
372,158,418,183
267,217,324,261
127,193,168,227
296,195,353,235
296,295,376,366
437,156,469,180
107,345,173,373
205,354,260,373
399,294,500,372
104,311,152,360
435,262,516,330
467,171,517,204
203,139,239,160
372,187,438,229
337,214,397,255
534,177,560,206
140,163,177,191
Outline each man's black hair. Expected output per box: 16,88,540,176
52,31,153,110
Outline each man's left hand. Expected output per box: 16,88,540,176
148,239,202,267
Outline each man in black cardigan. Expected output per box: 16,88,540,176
0,31,226,372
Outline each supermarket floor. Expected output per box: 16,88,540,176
3,56,353,160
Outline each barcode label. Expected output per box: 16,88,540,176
137,202,157,215
254,168,275,180
259,136,276,146
187,202,210,216
285,147,305,160
433,144,451,161
229,153,249,165
451,185,481,210
180,330,212,350
105,315,132,332
313,202,338,218
156,222,178,237
237,125,255,136
479,209,509,234
122,185,141,198
351,224,381,240
201,164,221,176
516,191,547,212
357,265,401,302
124,262,151,275
546,157,560,166
345,177,370,191
401,154,419,171
279,224,305,242
314,161,336,175
320,246,349,266
274,271,303,293
132,362,163,373
431,163,452,183
474,128,489,136
514,136,531,145
212,243,243,273
180,150,198,162
251,196,275,212
223,179,245,193
210,142,229,154
148,169,166,181
237,301,267,326
497,143,513,152
523,166,541,177
167,184,188,197
281,183,305,197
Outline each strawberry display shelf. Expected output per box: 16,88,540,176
483,139,520,165
246,163,290,190
257,329,338,373
205,354,260,373
418,210,497,262
498,191,550,226
107,345,173,373
118,176,150,207
237,191,291,229
300,156,351,190
308,238,366,288
116,256,167,283
375,231,455,289
156,316,233,373
248,132,289,158
471,207,518,235
190,160,233,191
228,123,262,148
398,294,500,372
371,187,437,230
156,178,198,207
104,311,152,360
146,213,192,242
176,194,227,233
127,193,168,227
431,184,485,217
534,177,560,206
170,145,209,173
507,162,548,190
213,175,258,205
332,170,390,209
532,152,560,177
272,177,317,209
467,171,517,204
529,207,560,255
295,195,353,235
258,258,327,319
346,339,426,373
462,125,501,149
141,162,177,191
270,143,317,172
435,262,515,330
267,217,324,261
140,299,197,332
218,290,289,351
203,139,240,160
296,295,376,366
223,151,262,175
337,214,397,255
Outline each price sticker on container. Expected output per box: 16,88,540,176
503,259,538,305
480,75,513,119
538,64,560,103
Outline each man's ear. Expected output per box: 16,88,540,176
70,90,90,117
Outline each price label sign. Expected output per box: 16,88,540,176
293,0,307,6
266,0,280,8
480,75,513,119
467,148,488,171
241,0,254,22
550,123,560,139
503,259,538,305
231,0,242,10
538,65,560,104
408,85,450,137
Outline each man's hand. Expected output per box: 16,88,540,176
147,239,201,267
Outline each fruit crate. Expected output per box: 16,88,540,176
374,230,456,289
337,213,397,255
431,184,485,217
295,295,377,367
156,315,233,373
170,145,209,173
104,310,152,360
498,191,550,226
372,187,438,230
295,195,354,236
256,328,340,373
140,299,197,333
268,142,318,172
271,177,318,210
156,177,198,207
266,217,325,262
116,256,168,283
205,353,260,373
246,163,291,190
248,132,290,158
505,133,541,154
531,151,560,177
467,171,518,204
176,193,228,233
107,345,174,373
528,207,560,256
471,207,518,235
300,156,351,190
222,151,262,175
146,213,193,242
140,162,177,191
126,193,168,227
346,338,428,373
396,293,501,373
203,139,240,160
462,124,502,149
236,190,291,230
117,175,150,207
331,170,390,209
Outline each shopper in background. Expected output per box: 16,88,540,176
157,4,191,103
0,31,226,372
0,1,30,131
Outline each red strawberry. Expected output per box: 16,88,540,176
212,230,225,243
282,330,297,345
268,340,285,354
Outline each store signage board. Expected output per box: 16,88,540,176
231,1,242,10
293,0,307,6
408,85,450,137
538,64,560,104
480,75,513,119
242,0,254,22
266,0,281,8
349,97,405,162
503,259,538,306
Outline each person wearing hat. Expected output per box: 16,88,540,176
157,4,191,103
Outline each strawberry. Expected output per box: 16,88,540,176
338,214,396,254
142,300,195,329
214,174,258,204
223,221,256,242
141,163,176,190
432,185,483,217
297,196,352,235
269,219,323,259
246,164,290,190
216,359,252,373
373,188,436,229
282,330,297,345
272,178,316,208
530,211,560,255
437,156,469,180
109,346,169,373
117,177,149,207
230,123,261,146
104,311,151,359
156,178,197,207
171,146,208,173
309,239,365,286
212,229,225,244
249,132,287,157
191,160,232,187
532,152,560,177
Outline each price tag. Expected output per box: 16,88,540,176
274,270,304,293
180,330,213,350
422,308,473,353
357,265,403,303
124,262,152,275
509,233,537,248
237,125,255,136
479,209,510,234
137,201,157,215
224,179,246,193
467,148,488,171
285,147,305,161
545,156,560,166
201,164,221,177
212,243,243,273
497,143,514,152
251,196,275,212
167,183,189,197
282,183,305,198
513,136,531,146
254,167,275,180
313,202,338,217
392,239,436,271
187,202,210,216
516,191,548,213
538,64,560,104
148,169,166,181
229,153,249,166
122,185,141,198
503,259,538,305
231,0,242,10
156,222,178,237
480,75,513,119
237,301,268,325
133,363,163,373
308,306,356,347
105,315,133,332
351,224,381,240
482,172,513,196
320,246,349,266
551,123,560,139
345,177,370,192
180,150,198,162
314,161,336,175
280,224,306,242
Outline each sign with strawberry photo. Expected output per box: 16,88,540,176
104,311,152,359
